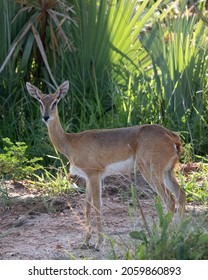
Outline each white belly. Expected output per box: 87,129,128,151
102,156,135,178
70,156,135,181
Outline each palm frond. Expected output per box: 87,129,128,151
0,0,75,85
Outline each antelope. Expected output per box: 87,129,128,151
26,81,186,249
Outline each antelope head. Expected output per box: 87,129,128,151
26,81,69,124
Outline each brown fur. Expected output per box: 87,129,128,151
26,81,186,249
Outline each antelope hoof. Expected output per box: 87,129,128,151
95,234,104,251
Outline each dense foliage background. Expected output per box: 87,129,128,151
0,1,208,260
0,0,208,164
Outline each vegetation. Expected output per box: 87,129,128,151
0,138,43,180
180,156,208,205
0,0,207,159
127,198,208,260
0,0,208,260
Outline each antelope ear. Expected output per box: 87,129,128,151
56,81,69,100
26,82,42,100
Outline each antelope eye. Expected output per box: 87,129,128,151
51,101,57,110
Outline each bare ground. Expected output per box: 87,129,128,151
0,173,207,260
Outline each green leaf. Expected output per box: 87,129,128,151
155,196,164,226
198,233,208,245
130,230,148,244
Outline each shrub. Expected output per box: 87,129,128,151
0,138,43,181
128,198,208,260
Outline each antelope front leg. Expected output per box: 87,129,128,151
89,174,103,250
85,180,92,244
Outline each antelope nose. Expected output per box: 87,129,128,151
43,115,50,122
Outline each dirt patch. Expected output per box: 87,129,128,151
0,173,207,260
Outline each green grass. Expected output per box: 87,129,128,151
0,1,208,159
105,159,208,260
108,197,208,260
0,181,12,209
0,138,76,199
0,1,207,260
0,137,207,260
180,157,208,205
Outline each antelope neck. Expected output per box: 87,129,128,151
46,112,70,158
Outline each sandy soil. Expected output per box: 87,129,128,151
0,173,206,260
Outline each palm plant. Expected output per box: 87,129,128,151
141,4,208,153
0,0,75,86
0,0,166,158
56,0,164,128
1,0,207,159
